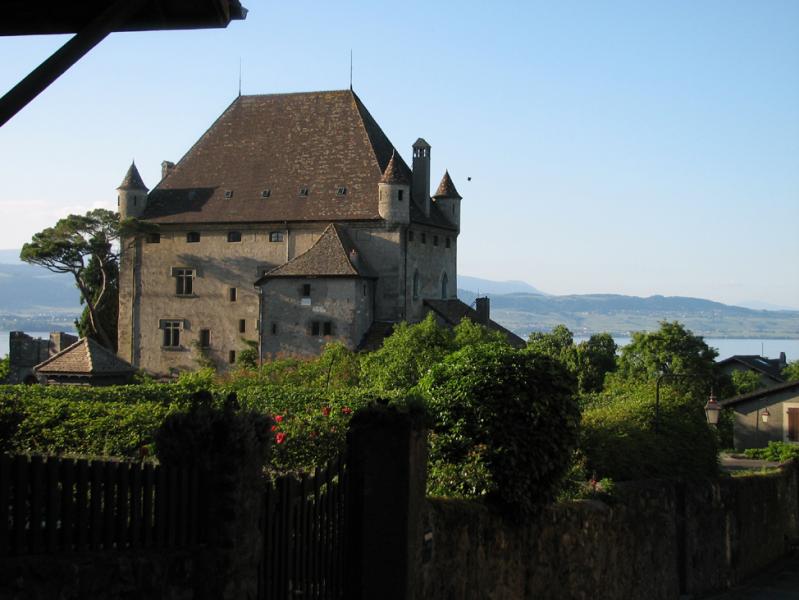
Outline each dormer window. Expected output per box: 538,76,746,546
261,189,271,198
336,186,347,196
299,187,309,197
224,190,233,199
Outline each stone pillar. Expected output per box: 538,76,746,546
345,407,428,600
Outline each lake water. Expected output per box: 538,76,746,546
2,330,798,363
574,336,799,362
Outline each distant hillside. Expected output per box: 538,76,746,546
457,275,546,296
0,263,81,313
456,289,799,339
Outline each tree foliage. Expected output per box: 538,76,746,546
421,343,580,516
730,370,763,395
20,209,125,350
617,321,718,386
0,356,8,384
783,360,799,382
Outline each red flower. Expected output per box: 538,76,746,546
341,406,352,415
321,406,331,417
270,425,277,432
274,415,284,423
275,432,286,445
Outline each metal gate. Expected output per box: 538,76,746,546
259,456,347,599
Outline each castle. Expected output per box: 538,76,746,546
117,90,519,375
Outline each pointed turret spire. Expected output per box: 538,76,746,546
380,150,410,185
433,170,462,199
117,161,148,192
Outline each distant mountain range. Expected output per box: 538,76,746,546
457,276,799,339
1,253,796,340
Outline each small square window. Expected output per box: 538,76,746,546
229,287,237,302
311,321,320,336
299,187,309,197
433,235,439,246
224,190,233,199
269,231,284,242
445,237,451,248
261,189,271,198
228,350,236,364
408,230,414,242
227,231,242,243
186,231,200,243
421,233,427,244
146,233,161,244
323,321,332,336
199,328,210,348
336,186,347,196
302,284,311,297
238,319,246,333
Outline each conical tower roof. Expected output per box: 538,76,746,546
117,162,148,191
379,151,410,185
432,170,461,199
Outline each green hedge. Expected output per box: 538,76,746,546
0,381,405,474
743,441,799,462
580,380,718,481
420,343,580,517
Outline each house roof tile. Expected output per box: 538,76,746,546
118,162,148,191
432,170,462,199
142,90,412,225
423,299,526,348
34,337,136,375
255,223,375,282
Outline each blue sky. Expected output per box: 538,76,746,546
1,1,797,308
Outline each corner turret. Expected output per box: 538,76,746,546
378,151,411,225
432,170,462,231
117,161,148,220
412,138,431,217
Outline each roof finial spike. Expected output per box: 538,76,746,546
238,57,242,97
349,49,353,90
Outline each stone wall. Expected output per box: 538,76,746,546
418,462,799,599
0,549,195,600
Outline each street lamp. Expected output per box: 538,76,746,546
761,407,770,424
704,391,721,426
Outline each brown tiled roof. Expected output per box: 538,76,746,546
720,379,799,407
118,162,148,191
423,299,526,348
34,338,136,375
380,151,410,185
143,90,413,224
356,321,397,352
256,224,375,282
432,170,462,199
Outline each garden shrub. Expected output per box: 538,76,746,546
155,391,271,471
420,343,580,517
580,379,718,481
743,441,799,462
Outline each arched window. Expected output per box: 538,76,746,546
412,270,420,300
441,273,448,299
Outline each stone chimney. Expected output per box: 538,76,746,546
475,297,490,325
161,160,176,180
412,138,431,217
780,352,787,367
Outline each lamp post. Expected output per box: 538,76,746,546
704,391,721,426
